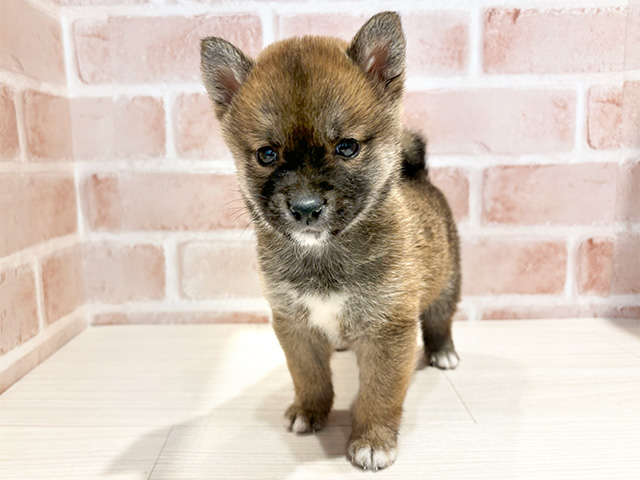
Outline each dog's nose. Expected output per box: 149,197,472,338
290,196,324,225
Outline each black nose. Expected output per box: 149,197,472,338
290,196,324,225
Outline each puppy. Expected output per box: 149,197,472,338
200,11,461,470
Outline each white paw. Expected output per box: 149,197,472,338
291,414,312,434
285,413,313,434
350,445,397,471
429,350,459,369
284,406,330,434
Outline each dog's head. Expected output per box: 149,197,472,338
201,12,406,247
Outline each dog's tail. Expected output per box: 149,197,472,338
400,130,428,179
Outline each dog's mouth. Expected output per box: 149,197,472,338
260,194,352,246
299,227,323,236
288,227,331,247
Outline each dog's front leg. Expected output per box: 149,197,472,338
349,320,418,470
272,315,334,434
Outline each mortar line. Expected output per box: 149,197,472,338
33,257,47,333
468,6,483,78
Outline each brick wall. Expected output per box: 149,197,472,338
0,0,86,392
1,0,638,390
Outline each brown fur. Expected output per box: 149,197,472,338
201,12,460,470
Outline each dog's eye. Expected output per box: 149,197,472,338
336,139,359,158
256,146,278,166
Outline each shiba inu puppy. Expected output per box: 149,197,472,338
201,11,460,470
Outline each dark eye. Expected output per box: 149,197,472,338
336,138,359,158
256,146,278,166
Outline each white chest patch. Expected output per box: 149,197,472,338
301,293,347,344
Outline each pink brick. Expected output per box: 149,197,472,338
84,243,165,303
173,93,229,160
71,96,165,159
616,162,640,223
484,8,626,74
404,90,575,154
612,235,640,294
114,96,165,155
429,168,469,221
403,14,469,75
481,304,638,320
586,82,639,150
0,86,19,160
587,86,622,150
83,173,248,231
276,13,365,41
626,4,640,69
24,91,72,161
621,82,640,149
452,309,469,322
74,15,262,84
611,306,640,320
0,0,65,84
0,174,77,257
42,245,85,325
277,12,469,76
73,20,110,84
180,240,261,300
577,238,613,295
56,0,149,4
576,235,639,296
483,164,617,225
461,238,567,295
0,265,38,355
93,311,269,325
481,306,577,320
70,98,113,159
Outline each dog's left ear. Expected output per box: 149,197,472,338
347,12,406,100
201,37,254,119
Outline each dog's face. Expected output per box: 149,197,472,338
201,13,406,246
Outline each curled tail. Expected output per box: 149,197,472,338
400,130,428,179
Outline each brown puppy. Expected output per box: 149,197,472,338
200,12,460,470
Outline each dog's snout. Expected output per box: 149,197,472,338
290,196,324,225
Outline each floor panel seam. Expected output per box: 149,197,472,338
147,426,173,480
443,372,478,424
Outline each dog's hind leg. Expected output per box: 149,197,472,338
420,276,460,370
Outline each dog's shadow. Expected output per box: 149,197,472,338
105,349,518,478
105,354,356,478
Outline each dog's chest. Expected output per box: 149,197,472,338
299,293,348,346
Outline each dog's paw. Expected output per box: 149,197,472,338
348,438,397,471
428,348,459,370
284,404,328,434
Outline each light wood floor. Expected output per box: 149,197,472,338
0,318,638,479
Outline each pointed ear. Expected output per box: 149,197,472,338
347,12,406,99
200,37,254,118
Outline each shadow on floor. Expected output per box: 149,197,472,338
105,348,525,478
606,318,640,337
104,361,353,478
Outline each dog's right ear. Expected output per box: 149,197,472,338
200,37,254,119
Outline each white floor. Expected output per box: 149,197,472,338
0,318,638,479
